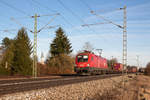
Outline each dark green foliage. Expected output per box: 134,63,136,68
50,27,72,56
0,28,33,76
0,37,15,75
1,42,15,75
2,37,13,48
46,27,74,74
12,28,32,75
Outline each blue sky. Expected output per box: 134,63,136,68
0,0,150,67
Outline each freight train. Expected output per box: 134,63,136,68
74,51,124,75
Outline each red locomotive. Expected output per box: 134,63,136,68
74,51,109,74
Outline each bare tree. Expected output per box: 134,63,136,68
82,42,94,52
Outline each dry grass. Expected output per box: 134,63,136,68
89,75,141,100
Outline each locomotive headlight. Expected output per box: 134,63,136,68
87,64,90,67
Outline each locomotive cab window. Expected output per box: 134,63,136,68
77,55,88,62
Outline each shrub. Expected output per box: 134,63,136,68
46,54,74,74
145,62,150,75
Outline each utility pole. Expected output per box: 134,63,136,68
121,6,127,92
32,14,38,78
136,55,139,70
82,6,127,72
11,13,60,78
81,5,127,98
30,13,59,78
122,6,127,73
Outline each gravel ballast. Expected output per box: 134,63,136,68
0,75,134,100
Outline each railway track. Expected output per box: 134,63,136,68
0,74,122,96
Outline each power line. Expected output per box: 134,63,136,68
31,0,57,13
57,0,85,24
91,11,123,29
79,0,116,43
80,0,122,15
31,0,72,27
80,0,123,29
10,13,59,78
57,0,96,33
37,13,60,32
30,14,59,78
82,22,110,27
80,0,128,77
0,29,16,32
79,0,93,11
30,0,74,28
10,17,33,33
30,0,84,35
0,0,30,16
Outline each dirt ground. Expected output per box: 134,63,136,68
121,74,150,100
117,74,150,100
91,74,150,100
136,75,150,100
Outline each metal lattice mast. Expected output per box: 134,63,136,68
33,14,38,77
122,6,127,71
136,55,139,70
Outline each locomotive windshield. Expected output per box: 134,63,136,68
77,55,88,62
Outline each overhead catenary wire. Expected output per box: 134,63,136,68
91,11,123,29
10,17,33,33
57,0,85,24
57,0,97,34
0,29,16,32
80,0,123,29
31,0,58,13
31,0,75,29
0,0,35,34
0,0,30,16
37,14,60,32
31,0,84,34
79,0,93,11
79,0,116,43
31,0,74,28
82,22,111,27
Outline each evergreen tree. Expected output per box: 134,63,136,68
0,37,15,75
2,37,13,48
13,28,32,75
50,27,72,56
46,27,73,74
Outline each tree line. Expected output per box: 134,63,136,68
0,27,149,76
0,27,73,76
